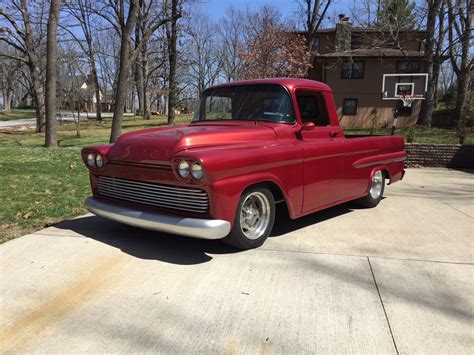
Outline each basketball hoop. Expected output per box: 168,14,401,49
400,94,415,107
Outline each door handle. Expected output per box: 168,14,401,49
329,131,337,138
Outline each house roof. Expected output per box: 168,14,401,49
296,28,427,35
316,48,425,58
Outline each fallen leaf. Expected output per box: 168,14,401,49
22,212,32,219
69,162,77,169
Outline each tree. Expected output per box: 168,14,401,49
296,0,331,47
218,7,245,82
417,0,443,126
0,0,48,132
377,0,416,30
166,0,179,125
447,0,473,144
63,0,103,121
45,0,61,148
0,55,20,111
240,9,311,79
183,12,223,96
107,0,138,143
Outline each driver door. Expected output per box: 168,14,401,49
297,91,346,213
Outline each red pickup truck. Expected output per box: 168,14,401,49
82,78,406,249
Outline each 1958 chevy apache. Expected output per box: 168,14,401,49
82,78,406,249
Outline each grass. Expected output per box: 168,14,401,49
0,114,192,243
0,114,471,243
0,109,37,121
345,126,474,145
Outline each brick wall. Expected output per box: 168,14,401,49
405,143,474,168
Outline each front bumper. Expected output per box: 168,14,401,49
85,197,231,240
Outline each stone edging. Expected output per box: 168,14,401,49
405,143,474,168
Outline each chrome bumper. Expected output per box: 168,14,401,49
85,197,231,240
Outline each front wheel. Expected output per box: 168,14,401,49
223,187,275,250
357,170,385,208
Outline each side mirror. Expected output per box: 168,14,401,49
301,122,315,131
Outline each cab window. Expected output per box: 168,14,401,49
296,91,330,126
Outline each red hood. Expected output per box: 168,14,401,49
107,123,277,164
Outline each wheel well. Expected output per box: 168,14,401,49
244,181,285,204
382,169,391,184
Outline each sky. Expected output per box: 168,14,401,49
199,0,300,20
196,0,348,29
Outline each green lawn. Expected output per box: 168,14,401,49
0,109,36,121
0,115,192,243
345,126,474,145
0,114,471,243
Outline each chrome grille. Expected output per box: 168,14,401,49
97,176,209,214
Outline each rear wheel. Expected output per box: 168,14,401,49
357,170,385,208
223,187,275,250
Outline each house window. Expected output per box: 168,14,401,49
351,35,363,48
341,61,364,79
396,60,421,73
310,37,320,52
343,99,358,116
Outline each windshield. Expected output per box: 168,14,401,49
193,84,295,124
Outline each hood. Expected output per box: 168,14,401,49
107,123,277,164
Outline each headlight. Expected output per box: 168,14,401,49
178,160,190,178
95,154,104,168
87,153,95,167
191,163,203,179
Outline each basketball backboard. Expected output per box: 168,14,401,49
382,73,428,101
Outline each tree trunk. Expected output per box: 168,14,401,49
31,67,46,133
167,0,178,125
45,0,61,148
109,0,138,143
3,87,13,111
418,0,442,126
90,64,102,121
142,43,150,119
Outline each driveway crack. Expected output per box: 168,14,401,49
367,256,399,355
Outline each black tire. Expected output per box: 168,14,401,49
357,170,385,208
223,187,275,250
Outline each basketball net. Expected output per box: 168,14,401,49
400,94,415,107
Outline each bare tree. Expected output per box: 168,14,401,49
63,0,103,121
447,0,473,144
0,0,48,132
0,55,21,111
218,6,245,82
166,0,179,125
418,0,443,126
45,0,61,148
296,0,332,48
183,12,223,96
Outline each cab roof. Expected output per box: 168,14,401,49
209,78,332,92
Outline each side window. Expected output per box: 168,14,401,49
296,91,330,126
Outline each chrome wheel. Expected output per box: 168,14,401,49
239,191,271,240
369,171,384,199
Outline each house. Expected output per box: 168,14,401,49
60,74,112,113
308,15,427,128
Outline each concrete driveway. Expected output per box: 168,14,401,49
1,168,472,354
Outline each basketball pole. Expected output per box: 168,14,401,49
391,107,398,136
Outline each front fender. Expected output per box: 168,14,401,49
209,171,302,227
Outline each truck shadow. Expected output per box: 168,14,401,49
54,201,370,265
